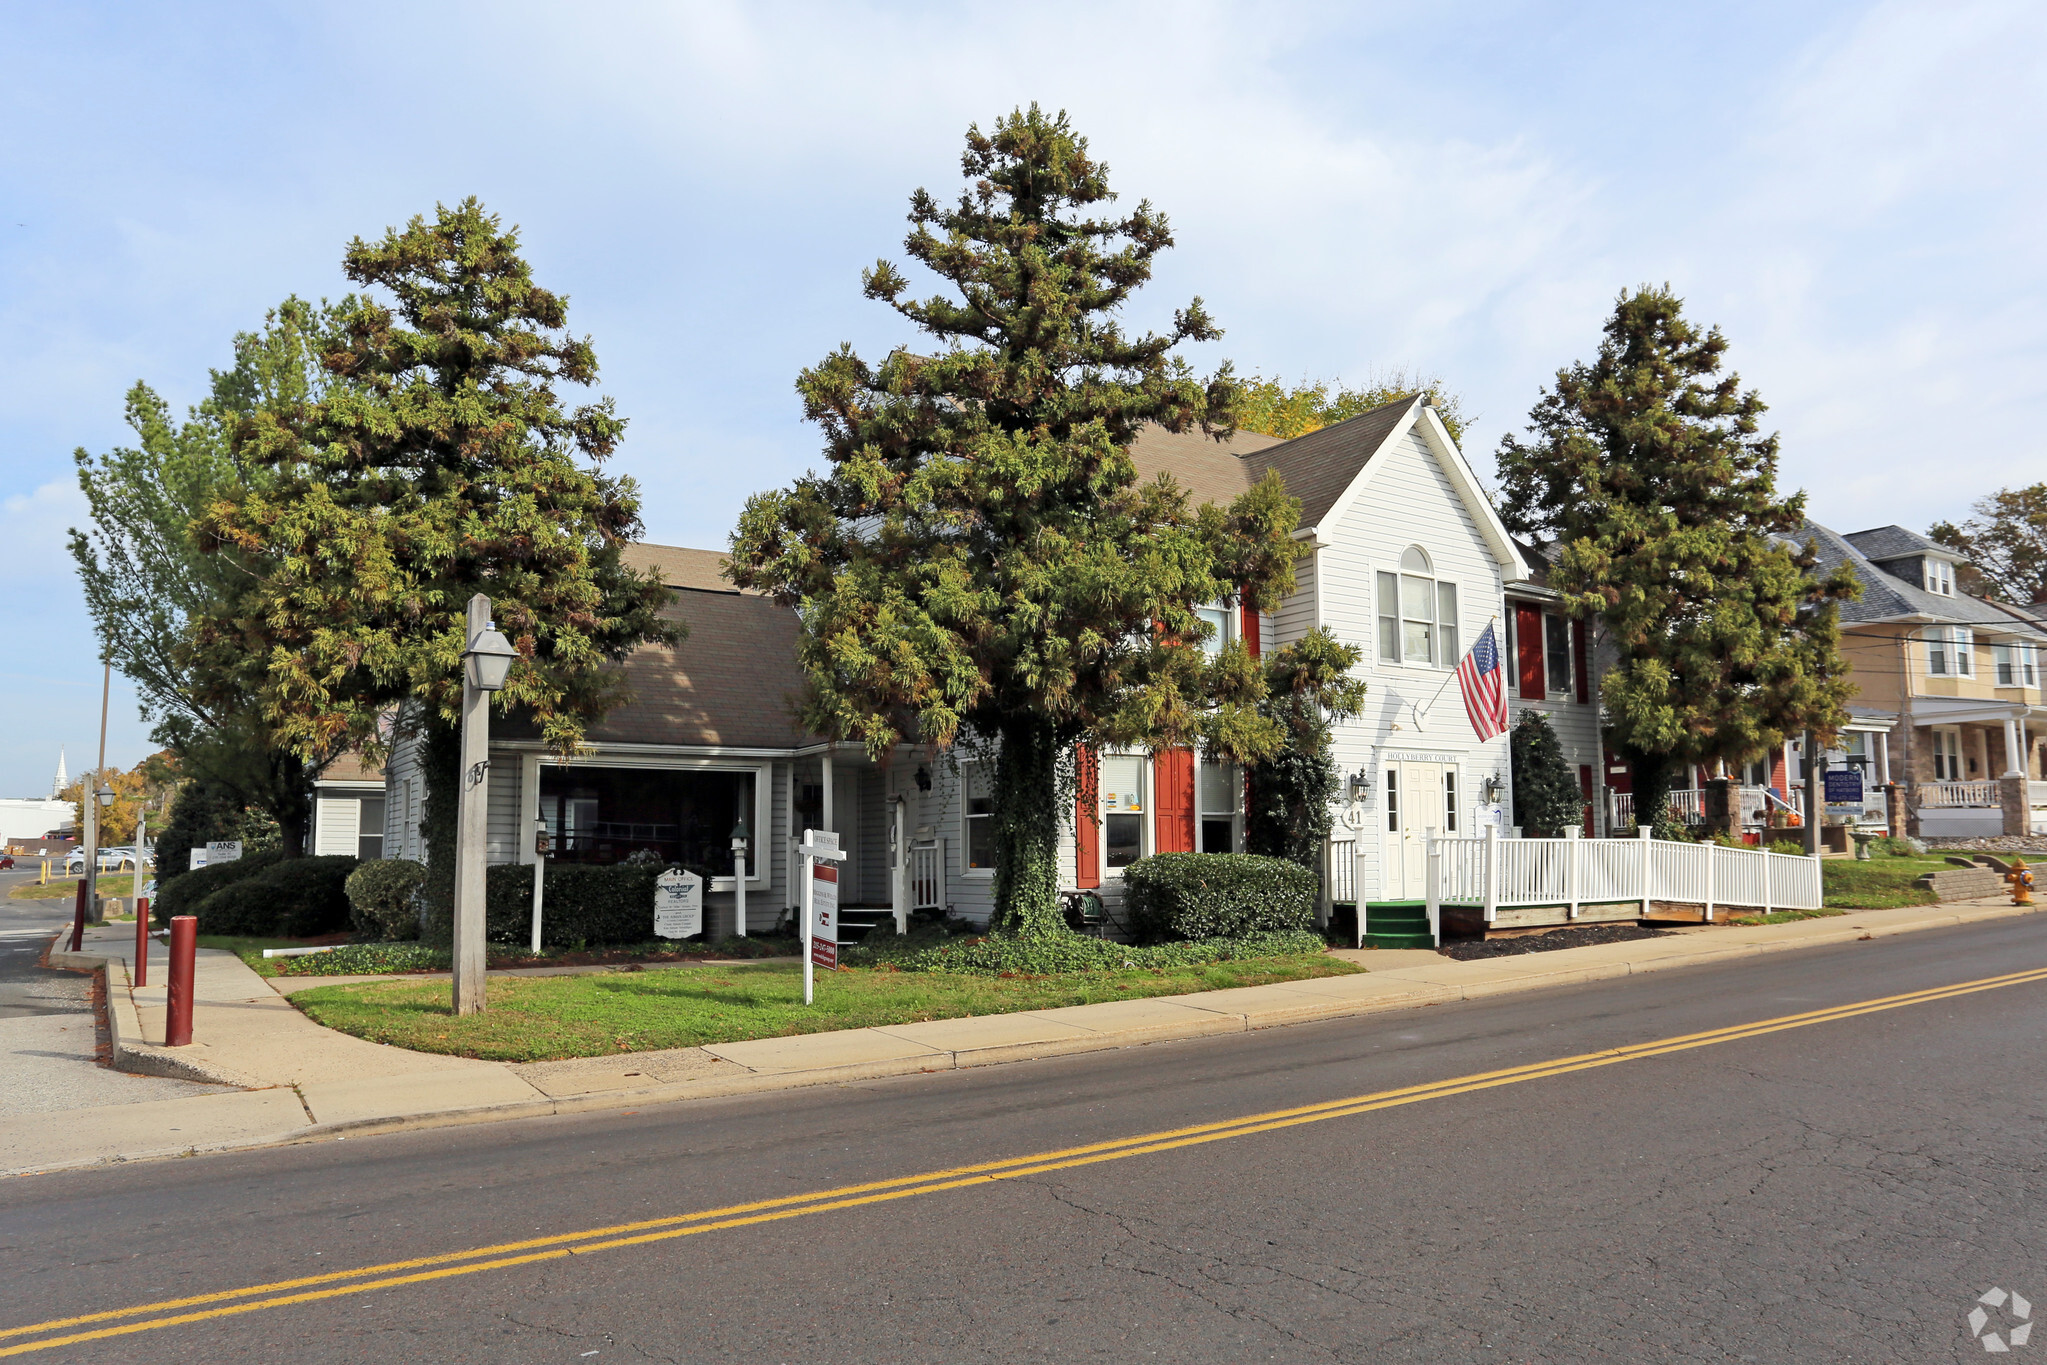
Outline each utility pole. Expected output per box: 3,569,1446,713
85,662,110,921
1803,729,1823,857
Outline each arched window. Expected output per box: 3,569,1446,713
1378,546,1459,666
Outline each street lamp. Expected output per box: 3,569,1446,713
95,783,114,808
529,808,550,955
730,817,751,939
451,597,516,1016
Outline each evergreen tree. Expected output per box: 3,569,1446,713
1495,286,1857,833
1508,712,1583,838
190,200,677,902
1244,629,1369,867
730,108,1301,935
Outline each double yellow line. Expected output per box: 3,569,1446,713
8,962,2046,1357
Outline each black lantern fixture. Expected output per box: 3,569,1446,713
914,765,932,793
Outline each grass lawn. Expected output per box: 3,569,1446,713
289,952,1363,1062
198,934,344,974
1821,855,1954,910
8,879,87,901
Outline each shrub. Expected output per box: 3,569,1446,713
345,859,427,941
1764,838,1806,856
274,942,451,976
154,848,288,925
1120,852,1317,944
481,861,714,948
1510,712,1585,837
192,856,358,937
1870,834,1926,857
845,926,1328,975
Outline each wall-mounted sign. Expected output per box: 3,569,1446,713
653,868,703,939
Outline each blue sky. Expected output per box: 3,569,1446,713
2,1,2042,798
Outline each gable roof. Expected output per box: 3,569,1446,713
502,543,820,751
1841,524,1954,564
1798,521,2031,631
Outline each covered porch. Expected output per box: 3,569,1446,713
1902,699,2047,838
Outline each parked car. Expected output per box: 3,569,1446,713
64,847,136,875
0,856,13,870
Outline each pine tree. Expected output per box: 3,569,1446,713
190,200,677,907
1495,286,1857,833
730,108,1301,935
1508,712,1583,838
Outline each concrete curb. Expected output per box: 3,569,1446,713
44,938,252,1087
14,898,2039,1176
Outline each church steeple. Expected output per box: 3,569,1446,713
52,748,67,799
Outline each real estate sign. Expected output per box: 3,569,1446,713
653,868,703,939
810,863,838,969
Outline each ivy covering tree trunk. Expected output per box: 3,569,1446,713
1494,286,1857,835
730,108,1301,936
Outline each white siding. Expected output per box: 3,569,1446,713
1271,549,1318,651
1503,598,1607,834
1320,426,1513,903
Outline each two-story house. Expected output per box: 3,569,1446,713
1807,522,2047,838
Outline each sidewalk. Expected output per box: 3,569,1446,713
10,897,2037,1176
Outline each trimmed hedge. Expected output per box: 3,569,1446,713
844,927,1328,975
192,856,358,938
1121,852,1317,943
154,848,288,925
481,862,715,948
346,859,427,941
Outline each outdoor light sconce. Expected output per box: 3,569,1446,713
462,622,518,692
914,765,932,793
533,810,551,857
1345,768,1369,800
1481,775,1502,805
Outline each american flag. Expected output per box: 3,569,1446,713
1456,622,1509,741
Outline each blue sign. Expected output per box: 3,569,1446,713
1824,769,1864,803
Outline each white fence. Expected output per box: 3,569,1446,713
1614,786,1769,828
1426,827,1824,937
908,840,946,912
1919,780,2002,809
1326,831,1357,906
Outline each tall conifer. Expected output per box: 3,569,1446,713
1495,287,1856,832
730,108,1300,935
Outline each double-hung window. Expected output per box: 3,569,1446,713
963,762,996,871
1931,729,1964,782
1925,560,1955,596
1544,614,1571,696
1100,754,1147,871
1993,643,2040,687
1195,603,1232,658
1197,758,1240,853
1926,626,1974,677
1377,547,1458,667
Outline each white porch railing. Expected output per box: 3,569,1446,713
1613,786,1769,828
1918,780,2002,808
909,840,946,912
1326,831,1357,905
1427,827,1824,933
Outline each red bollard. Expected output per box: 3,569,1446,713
68,879,87,952
166,915,197,1047
134,897,151,988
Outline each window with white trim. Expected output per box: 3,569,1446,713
1926,626,1974,677
1100,754,1147,871
1384,766,1399,832
1543,614,1572,696
1993,643,2040,687
1924,559,1955,596
1377,547,1458,667
1931,728,1964,782
963,761,994,871
1195,603,1232,658
1442,769,1458,833
1197,758,1240,853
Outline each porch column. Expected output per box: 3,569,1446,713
2003,717,2025,776
1977,727,1994,783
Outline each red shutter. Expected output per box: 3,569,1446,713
1240,603,1261,657
1075,745,1100,888
1514,605,1545,700
1153,747,1197,854
1572,619,1589,703
1579,764,1594,836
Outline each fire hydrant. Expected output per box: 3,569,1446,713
2009,860,2035,907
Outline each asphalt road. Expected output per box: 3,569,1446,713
5,914,2047,1362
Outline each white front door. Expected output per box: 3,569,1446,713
1387,761,1446,900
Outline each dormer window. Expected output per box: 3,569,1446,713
1924,559,1955,596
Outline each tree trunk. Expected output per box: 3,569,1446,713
990,718,1065,937
267,752,314,859
1627,746,1678,837
419,718,462,945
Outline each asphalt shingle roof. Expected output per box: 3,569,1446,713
1799,521,2026,629
1127,396,1424,531
1841,524,1948,563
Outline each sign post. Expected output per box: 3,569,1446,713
797,828,846,1005
653,868,704,940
